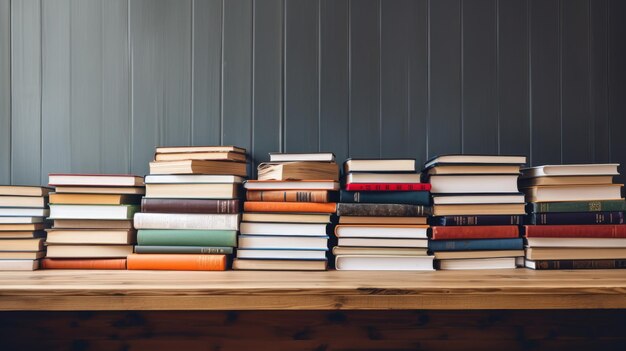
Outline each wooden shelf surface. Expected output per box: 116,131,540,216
0,269,625,311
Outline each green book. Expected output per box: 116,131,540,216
134,245,233,254
527,200,626,213
137,229,237,247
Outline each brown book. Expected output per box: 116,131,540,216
145,183,239,199
0,239,44,252
45,245,133,258
156,145,246,154
149,160,247,177
338,216,427,225
54,186,145,195
0,196,47,208
127,254,226,271
232,258,326,271
0,231,46,239
45,229,136,245
430,226,519,240
0,186,53,196
49,193,142,205
257,162,339,181
155,151,246,162
524,224,626,238
41,258,127,270
0,251,45,259
243,201,337,213
246,190,329,203
0,223,45,231
52,219,134,229
141,198,240,214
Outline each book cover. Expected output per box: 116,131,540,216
430,215,523,226
141,198,240,214
527,200,626,213
40,258,127,270
127,254,227,271
344,183,431,191
523,224,626,238
339,190,430,205
243,201,337,213
134,246,234,254
427,238,524,251
526,259,626,270
137,229,237,247
336,203,431,217
430,226,519,240
528,211,624,225
246,190,329,203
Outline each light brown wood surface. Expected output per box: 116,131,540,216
0,269,626,310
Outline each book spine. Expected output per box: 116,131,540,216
530,259,626,270
428,238,523,251
40,258,127,270
336,203,431,217
246,190,329,203
133,213,239,230
243,202,337,213
134,246,234,254
344,183,432,191
137,229,237,247
528,211,624,225
431,215,523,226
339,191,430,205
141,198,240,214
523,224,626,238
127,254,227,271
430,226,520,240
528,200,626,213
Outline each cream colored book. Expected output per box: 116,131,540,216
257,162,339,181
149,160,247,177
145,183,238,199
46,245,133,258
0,196,47,208
45,229,135,245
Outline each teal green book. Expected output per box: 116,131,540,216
527,200,626,213
137,229,237,247
134,245,233,254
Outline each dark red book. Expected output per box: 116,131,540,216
344,183,431,191
524,224,626,238
430,226,519,240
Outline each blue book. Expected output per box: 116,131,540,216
339,190,430,205
428,238,523,252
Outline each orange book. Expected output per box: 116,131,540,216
243,201,337,213
40,258,127,270
126,254,227,271
246,190,329,203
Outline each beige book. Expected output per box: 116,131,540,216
242,212,332,223
0,260,38,271
155,151,246,162
0,238,44,251
0,196,47,208
49,193,142,205
432,203,526,216
145,183,238,199
0,186,52,196
0,251,45,259
339,216,427,225
427,165,521,175
519,175,614,187
46,245,134,258
434,250,524,260
156,145,246,154
53,219,134,229
257,162,339,181
150,160,247,177
54,186,145,195
232,258,326,271
45,229,136,245
332,247,428,256
526,247,626,260
0,231,45,239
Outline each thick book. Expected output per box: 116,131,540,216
343,159,416,173
528,212,624,225
526,259,626,270
425,165,521,175
243,202,337,213
137,229,237,247
0,251,45,259
145,183,239,199
0,217,44,224
48,174,144,187
144,174,244,184
345,173,422,184
336,203,430,217
339,216,427,225
40,258,127,270
133,213,240,230
436,257,518,270
526,237,626,248
0,231,46,239
0,260,38,271
236,249,327,260
246,190,329,203
430,226,519,240
45,229,135,245
434,250,524,260
527,200,626,213
521,164,619,177
332,247,429,256
428,238,523,251
240,222,328,236
149,160,247,177
232,259,327,271
430,215,523,226
155,151,246,162
244,180,340,190
269,152,335,162
257,162,339,181
242,212,332,223
335,255,434,271
156,145,246,154
432,203,525,216
134,246,234,254
54,186,145,195
519,175,614,187
0,196,47,208
429,175,520,194
0,185,53,196
432,194,525,205
522,184,623,202
0,238,44,251
127,254,227,271
52,219,133,229
0,208,49,217
141,198,240,214
334,225,429,239
46,245,133,258
337,238,428,248
49,193,142,205
339,191,430,206
238,235,328,250
0,223,45,231
344,183,431,191
49,204,139,220
525,247,626,260
424,154,527,168
523,224,626,238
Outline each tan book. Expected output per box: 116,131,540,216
232,258,326,271
0,186,53,196
0,260,38,271
332,247,428,256
257,162,339,181
149,160,247,177
434,250,525,260
54,186,145,195
335,225,429,239
526,247,626,260
156,145,246,154
145,183,238,199
241,212,332,223
521,164,619,178
432,203,526,216
522,184,622,202
426,165,521,175
0,251,45,259
519,175,614,187
339,216,427,225
46,245,134,258
155,151,246,162
53,219,134,229
0,196,47,208
49,193,142,205
49,174,144,187
0,238,44,251
0,223,45,231
46,229,135,245
0,231,45,239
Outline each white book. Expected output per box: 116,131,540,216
424,155,527,168
242,213,332,224
134,212,240,230
335,255,434,271
523,184,622,202
0,259,38,271
344,159,416,172
334,225,428,239
437,257,517,270
49,205,137,220
144,174,244,184
521,163,619,178
0,216,44,224
346,173,421,184
526,237,626,248
433,194,525,205
237,235,328,250
337,238,428,248
0,196,47,208
429,175,520,194
49,174,144,186
46,245,133,258
236,249,327,260
244,180,340,190
269,152,335,162
0,208,49,217
240,222,328,236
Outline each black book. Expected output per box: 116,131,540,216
526,259,626,270
527,211,624,225
336,203,431,217
430,215,523,226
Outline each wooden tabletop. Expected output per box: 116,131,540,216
0,269,625,311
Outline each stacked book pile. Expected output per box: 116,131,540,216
520,163,626,269
333,159,433,270
0,186,51,270
128,146,247,271
425,155,527,270
234,152,339,271
43,174,144,269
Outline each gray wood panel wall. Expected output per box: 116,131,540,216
3,0,626,185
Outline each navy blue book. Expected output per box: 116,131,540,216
428,238,523,252
430,215,523,226
339,190,430,205
528,211,624,225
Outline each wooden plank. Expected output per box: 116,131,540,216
429,0,461,158
130,0,192,176
590,0,609,163
609,0,626,185
498,0,530,158
408,0,429,167
561,0,592,164
319,0,349,163
252,0,283,169
284,0,319,153
192,0,222,146
462,0,498,154
349,0,380,158
11,0,42,185
0,0,10,184
529,0,561,166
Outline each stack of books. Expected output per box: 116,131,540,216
520,163,626,269
333,159,433,270
128,146,247,271
234,152,339,271
424,155,527,270
0,186,51,270
43,174,143,269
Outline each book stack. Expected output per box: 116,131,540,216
128,146,247,271
234,152,339,271
333,159,433,270
424,155,527,270
520,163,626,270
42,174,144,269
0,186,51,270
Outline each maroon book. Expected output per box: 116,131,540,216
431,225,519,240
141,198,240,214
524,224,626,238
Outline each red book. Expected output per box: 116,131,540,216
40,258,127,269
127,254,226,271
344,183,431,191
243,201,337,213
431,226,519,240
524,224,626,238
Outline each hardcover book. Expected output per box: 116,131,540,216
134,246,234,254
343,159,416,173
149,160,247,177
40,258,127,270
154,151,246,162
49,193,142,205
424,154,526,169
243,201,337,213
428,238,524,251
0,186,53,197
430,226,519,240
145,183,239,199
430,215,523,226
48,174,144,187
335,255,434,271
155,145,246,154
269,152,335,162
336,203,430,217
232,259,326,271
127,254,227,271
339,191,430,206
527,200,626,213
141,198,240,214
334,225,429,239
523,224,626,238
257,162,339,181
344,183,431,191
246,190,329,203
133,213,240,230
244,180,340,190
528,211,624,225
526,259,626,270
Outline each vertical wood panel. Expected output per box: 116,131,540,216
498,0,530,158
130,0,192,176
0,0,11,183
284,0,319,153
429,0,461,158
253,0,283,167
11,0,41,185
530,0,561,166
192,0,222,146
408,0,429,167
349,0,380,158
320,0,349,163
590,0,609,163
462,0,498,154
561,0,592,164
609,0,626,183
